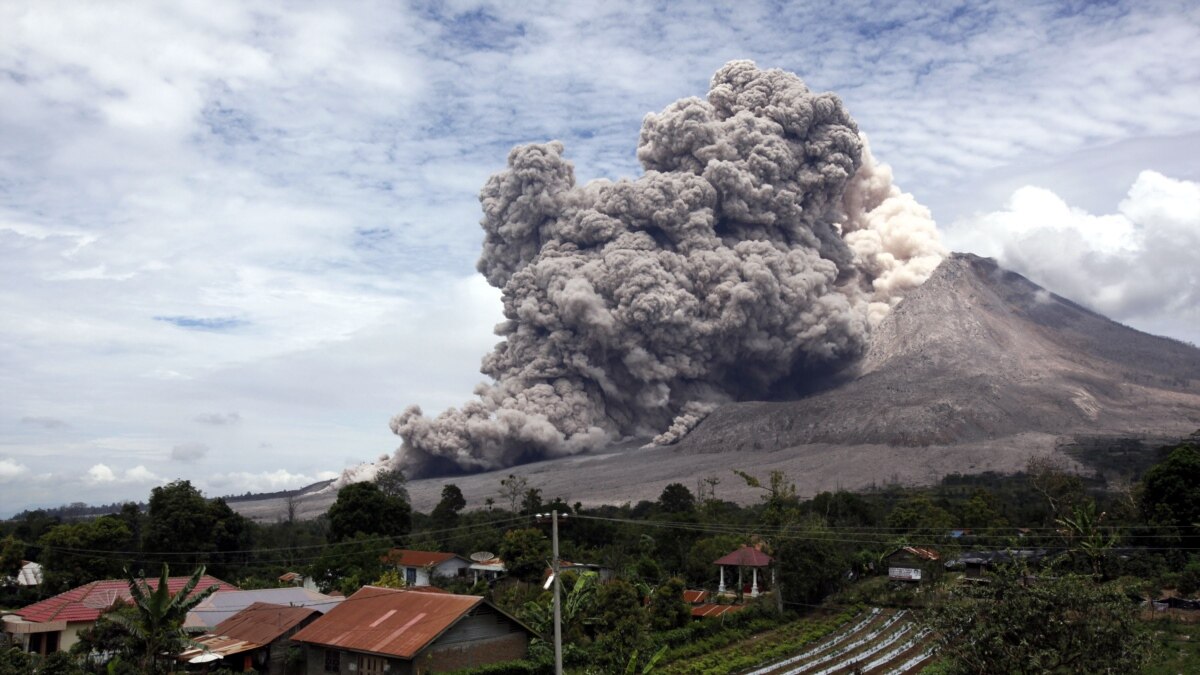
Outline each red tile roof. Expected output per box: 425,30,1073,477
714,546,773,567
291,586,517,659
16,575,238,624
382,549,462,567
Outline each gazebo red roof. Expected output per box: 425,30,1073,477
713,546,773,567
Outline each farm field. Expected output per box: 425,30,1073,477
660,607,936,675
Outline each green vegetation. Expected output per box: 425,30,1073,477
0,436,1196,673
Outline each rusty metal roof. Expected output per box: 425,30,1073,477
290,586,485,659
214,602,319,643
682,590,710,604
890,546,941,562
714,546,773,567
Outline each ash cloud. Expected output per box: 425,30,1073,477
392,61,944,477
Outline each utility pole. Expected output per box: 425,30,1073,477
552,510,562,675
537,510,566,675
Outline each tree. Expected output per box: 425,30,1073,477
307,533,387,595
657,484,695,514
647,577,690,631
499,474,529,513
497,528,550,582
774,518,852,606
1139,442,1200,534
110,565,220,674
430,484,467,545
1027,455,1086,520
38,516,135,590
885,494,954,536
327,482,411,543
923,566,1154,674
591,580,649,671
375,467,410,504
0,535,22,580
520,487,544,516
143,481,212,561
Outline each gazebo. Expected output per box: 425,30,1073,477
714,545,774,598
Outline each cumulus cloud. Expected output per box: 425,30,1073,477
948,171,1199,333
85,463,162,485
194,412,241,426
392,61,944,476
0,458,30,482
170,442,210,462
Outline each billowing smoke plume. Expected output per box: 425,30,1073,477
391,61,944,477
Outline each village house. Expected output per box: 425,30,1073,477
884,546,941,582
291,586,536,675
382,549,472,587
1,575,238,655
179,602,320,673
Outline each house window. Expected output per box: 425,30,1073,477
324,649,340,672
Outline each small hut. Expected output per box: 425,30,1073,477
714,546,773,598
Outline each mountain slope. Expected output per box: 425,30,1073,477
673,253,1200,454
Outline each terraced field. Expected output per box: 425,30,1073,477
742,608,936,675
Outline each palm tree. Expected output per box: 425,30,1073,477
109,565,220,673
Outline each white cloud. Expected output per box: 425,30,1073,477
0,458,30,482
86,464,117,483
946,171,1200,341
85,463,163,485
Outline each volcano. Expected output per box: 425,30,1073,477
671,252,1200,456
232,253,1200,520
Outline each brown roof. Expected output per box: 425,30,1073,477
714,546,773,567
214,602,319,643
382,549,462,567
890,546,940,562
682,590,710,604
178,603,319,662
291,586,493,659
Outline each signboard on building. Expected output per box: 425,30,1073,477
889,566,922,581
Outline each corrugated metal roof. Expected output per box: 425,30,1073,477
682,590,710,604
382,549,462,567
691,603,746,618
290,586,484,659
713,546,773,567
184,587,341,629
216,602,318,643
16,576,238,624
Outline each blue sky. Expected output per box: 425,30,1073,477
2,0,1198,515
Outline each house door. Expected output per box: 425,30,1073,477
359,655,387,675
405,566,418,585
